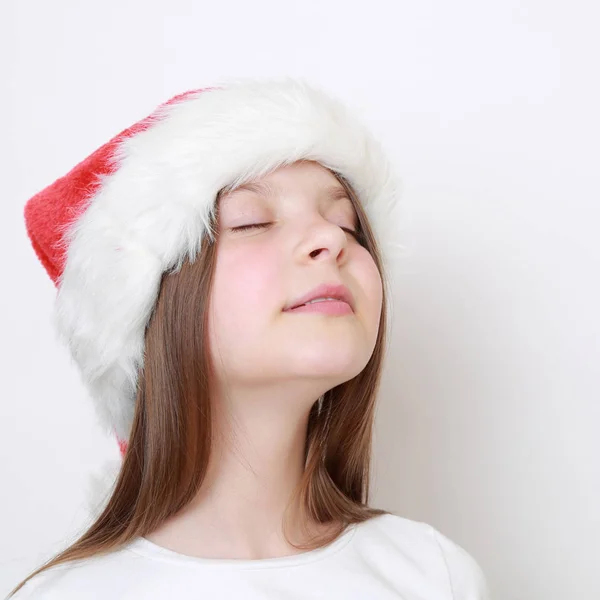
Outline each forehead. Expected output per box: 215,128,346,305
219,179,352,208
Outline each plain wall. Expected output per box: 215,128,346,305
1,1,598,599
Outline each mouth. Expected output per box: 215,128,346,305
284,282,355,312
285,299,354,316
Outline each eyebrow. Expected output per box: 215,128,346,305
222,181,350,204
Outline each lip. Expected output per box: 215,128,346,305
285,300,353,316
284,282,355,312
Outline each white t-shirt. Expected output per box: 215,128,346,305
12,513,491,599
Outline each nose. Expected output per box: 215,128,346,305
303,219,349,264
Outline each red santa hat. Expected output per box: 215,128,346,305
24,77,402,465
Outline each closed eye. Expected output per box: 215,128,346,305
231,223,362,240
231,223,270,233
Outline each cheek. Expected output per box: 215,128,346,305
209,245,280,337
356,249,383,313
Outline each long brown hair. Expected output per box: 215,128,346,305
7,166,392,598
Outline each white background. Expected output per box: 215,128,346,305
1,1,599,599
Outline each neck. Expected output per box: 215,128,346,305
145,385,332,559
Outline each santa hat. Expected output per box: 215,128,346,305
24,77,402,474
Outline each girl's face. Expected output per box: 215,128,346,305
208,160,383,398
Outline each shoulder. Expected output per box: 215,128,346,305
426,521,492,600
8,563,74,599
357,513,491,600
7,545,143,599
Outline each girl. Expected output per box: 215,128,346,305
8,77,490,599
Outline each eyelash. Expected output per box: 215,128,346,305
231,223,362,240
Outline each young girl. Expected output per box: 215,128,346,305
8,77,491,599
